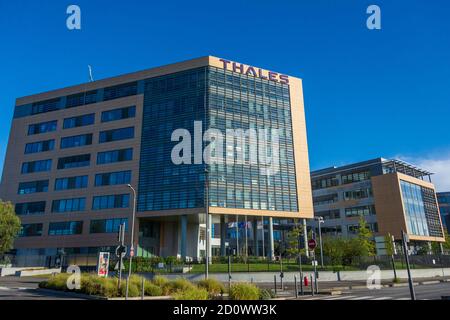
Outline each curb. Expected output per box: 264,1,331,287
37,288,173,300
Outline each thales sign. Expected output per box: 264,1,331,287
219,59,289,84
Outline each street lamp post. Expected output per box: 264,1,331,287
205,168,210,280
315,217,324,268
401,230,416,300
125,184,137,300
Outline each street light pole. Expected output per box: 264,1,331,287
315,217,324,268
205,168,210,280
401,230,416,300
125,184,137,300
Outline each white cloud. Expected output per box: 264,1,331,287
395,153,450,192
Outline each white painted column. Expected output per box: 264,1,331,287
269,217,275,260
207,215,212,263
303,218,309,258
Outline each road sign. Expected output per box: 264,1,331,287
115,245,127,258
308,239,317,250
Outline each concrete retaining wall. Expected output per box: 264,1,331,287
156,267,450,283
16,268,61,277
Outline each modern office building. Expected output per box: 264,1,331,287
0,56,313,265
437,192,450,234
310,158,445,253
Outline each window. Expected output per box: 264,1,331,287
21,159,52,174
103,82,137,101
90,218,128,233
345,205,375,217
97,148,133,164
19,223,43,237
28,120,57,135
101,106,136,122
31,98,60,115
52,198,86,213
63,113,95,129
55,176,88,190
25,140,55,154
311,176,339,190
48,221,83,235
66,90,98,108
95,171,131,186
316,209,340,220
15,201,46,215
18,180,49,194
341,171,371,184
99,127,134,143
313,194,338,206
92,194,130,210
60,134,93,149
343,188,372,200
57,154,90,169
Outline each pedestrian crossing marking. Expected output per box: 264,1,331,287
323,295,357,300
348,296,375,300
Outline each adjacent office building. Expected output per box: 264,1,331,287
0,56,313,265
310,158,445,252
437,192,450,234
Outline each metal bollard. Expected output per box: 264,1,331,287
274,275,277,294
294,275,298,299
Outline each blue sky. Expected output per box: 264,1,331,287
0,1,449,190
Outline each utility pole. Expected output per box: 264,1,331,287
205,168,210,280
125,184,137,300
315,217,324,268
297,227,304,295
116,223,126,291
401,230,416,300
389,233,397,280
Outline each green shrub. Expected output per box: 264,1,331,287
101,278,119,298
259,288,275,300
229,283,260,300
39,273,70,290
197,278,225,296
119,281,140,297
144,282,163,296
173,287,208,300
152,275,169,288
163,278,195,295
81,274,104,296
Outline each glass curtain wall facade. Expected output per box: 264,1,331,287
138,66,299,213
400,180,442,238
207,67,298,212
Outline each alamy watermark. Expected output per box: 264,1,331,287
171,121,280,176
366,265,382,290
66,5,81,30
366,5,381,30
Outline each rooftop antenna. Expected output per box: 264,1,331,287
88,65,94,82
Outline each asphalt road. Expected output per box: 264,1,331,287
0,276,86,300
296,282,450,300
1,276,449,300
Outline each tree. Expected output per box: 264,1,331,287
322,236,345,269
356,216,375,257
443,230,450,251
285,223,305,258
384,234,394,256
0,200,21,254
431,230,450,254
